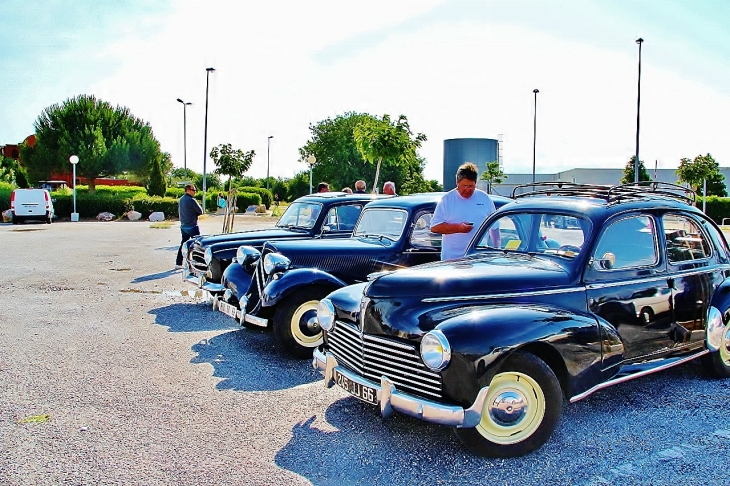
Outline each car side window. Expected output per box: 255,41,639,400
663,214,711,263
410,212,441,249
334,204,363,232
592,215,658,270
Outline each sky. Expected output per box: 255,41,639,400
1,0,729,184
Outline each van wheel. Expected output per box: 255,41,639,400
47,215,53,224
12,215,21,225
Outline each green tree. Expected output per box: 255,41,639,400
147,155,167,197
480,161,506,194
620,156,652,184
20,94,163,192
677,153,725,196
210,143,255,192
286,171,312,200
353,114,427,193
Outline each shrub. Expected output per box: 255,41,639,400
0,181,15,211
129,194,179,217
53,194,132,219
236,186,272,208
699,196,730,225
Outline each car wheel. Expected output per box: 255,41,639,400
454,352,563,458
701,324,730,378
273,287,327,359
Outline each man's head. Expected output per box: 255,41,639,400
184,184,197,195
317,182,330,193
455,162,478,199
355,180,366,192
383,181,396,195
342,187,353,194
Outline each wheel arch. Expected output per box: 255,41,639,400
261,268,348,308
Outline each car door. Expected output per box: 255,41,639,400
584,213,674,362
321,203,364,238
662,212,724,347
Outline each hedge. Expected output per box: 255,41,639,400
0,182,14,212
235,186,272,208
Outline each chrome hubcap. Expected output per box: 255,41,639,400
489,390,528,426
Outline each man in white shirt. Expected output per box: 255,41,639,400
431,162,497,260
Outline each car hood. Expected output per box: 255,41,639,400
365,252,573,299
196,227,309,247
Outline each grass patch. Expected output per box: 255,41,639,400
150,221,172,229
17,413,50,424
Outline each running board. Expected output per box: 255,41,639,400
569,350,709,403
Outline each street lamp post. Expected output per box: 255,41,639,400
176,98,192,173
306,155,316,194
69,155,79,222
635,37,644,183
532,89,539,187
267,135,274,190
202,67,215,213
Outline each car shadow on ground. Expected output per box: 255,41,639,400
275,361,727,485
148,303,319,391
190,329,320,392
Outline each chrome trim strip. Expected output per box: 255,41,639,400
201,282,225,293
569,350,709,403
243,313,268,328
313,349,488,428
423,286,584,303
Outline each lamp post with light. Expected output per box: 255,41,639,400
267,135,274,190
69,155,79,222
176,98,192,172
202,67,215,213
634,38,644,183
306,155,316,194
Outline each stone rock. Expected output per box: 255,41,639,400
127,210,142,221
96,212,115,221
2,209,12,222
149,211,165,222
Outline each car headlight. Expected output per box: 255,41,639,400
236,245,261,266
204,247,213,265
420,330,451,371
317,299,336,332
263,252,290,275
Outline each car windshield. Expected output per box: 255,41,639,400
474,212,591,258
353,208,408,241
275,202,322,229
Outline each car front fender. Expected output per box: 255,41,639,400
433,304,602,405
260,268,348,309
222,261,254,302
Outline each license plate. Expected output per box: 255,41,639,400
333,369,378,405
218,300,240,320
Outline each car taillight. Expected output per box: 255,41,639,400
44,191,50,209
10,191,14,210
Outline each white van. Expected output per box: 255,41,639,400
10,188,55,224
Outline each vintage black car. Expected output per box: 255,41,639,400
182,192,379,292
313,182,730,458
216,193,512,358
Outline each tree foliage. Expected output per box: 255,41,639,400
480,161,506,194
20,94,163,192
147,155,167,197
353,114,427,193
298,112,430,195
620,156,652,184
676,153,726,196
210,143,255,192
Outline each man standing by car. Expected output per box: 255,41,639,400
383,181,397,196
354,180,367,193
431,162,497,260
175,184,203,269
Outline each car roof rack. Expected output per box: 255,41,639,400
512,181,695,205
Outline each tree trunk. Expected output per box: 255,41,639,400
88,178,96,193
373,157,382,194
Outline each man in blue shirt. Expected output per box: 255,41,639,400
175,184,203,269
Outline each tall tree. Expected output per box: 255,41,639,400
353,114,427,193
676,153,725,196
210,143,255,192
480,161,506,194
147,154,167,197
20,94,163,192
620,156,651,184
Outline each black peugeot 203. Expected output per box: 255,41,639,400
215,192,512,358
181,192,379,292
313,182,730,458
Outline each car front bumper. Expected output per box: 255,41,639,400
313,348,489,428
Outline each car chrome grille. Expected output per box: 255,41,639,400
328,321,443,400
188,243,207,276
246,248,272,309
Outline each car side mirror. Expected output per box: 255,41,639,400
593,251,616,270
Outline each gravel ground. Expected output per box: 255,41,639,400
1,215,728,486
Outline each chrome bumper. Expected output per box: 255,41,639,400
313,349,488,428
201,281,224,294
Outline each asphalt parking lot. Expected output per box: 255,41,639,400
1,215,729,485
